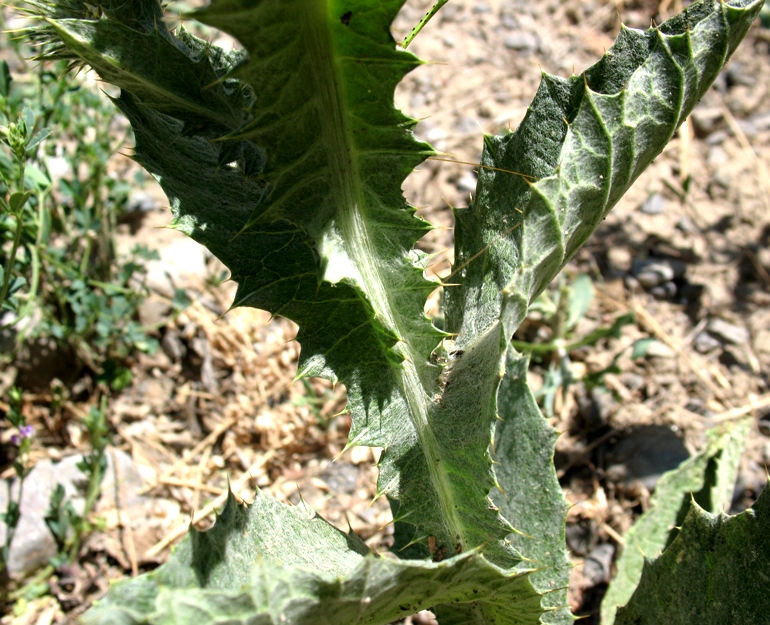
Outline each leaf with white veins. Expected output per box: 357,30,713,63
83,491,544,625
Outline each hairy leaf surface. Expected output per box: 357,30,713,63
83,491,543,625
615,482,770,625
490,352,572,624
440,7,763,565
600,418,751,625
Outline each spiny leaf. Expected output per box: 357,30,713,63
449,0,764,342
600,418,751,625
615,482,770,625
434,0,762,566
83,490,544,625
492,352,572,624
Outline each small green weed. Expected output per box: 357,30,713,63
512,274,639,416
0,36,162,390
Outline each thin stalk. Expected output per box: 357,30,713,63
0,213,23,311
1,471,25,570
16,192,48,333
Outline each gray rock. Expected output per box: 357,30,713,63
455,170,478,194
639,193,666,216
503,32,539,53
318,463,360,494
438,2,462,21
649,281,677,300
137,293,172,328
694,331,722,353
126,190,158,214
145,236,208,298
605,425,690,491
583,543,615,585
725,62,755,88
632,258,686,289
691,107,723,137
0,449,148,578
707,318,750,345
747,111,770,133
500,13,518,30
0,455,86,578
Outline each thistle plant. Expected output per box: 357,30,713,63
19,0,768,623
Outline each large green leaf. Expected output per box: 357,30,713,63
441,1,763,535
490,352,572,624
83,490,544,625
432,352,573,624
600,419,751,625
435,0,763,565
615,482,770,625
29,0,519,561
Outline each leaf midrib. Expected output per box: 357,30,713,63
299,0,467,547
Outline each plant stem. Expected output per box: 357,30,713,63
0,213,24,311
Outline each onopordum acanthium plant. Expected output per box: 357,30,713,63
20,0,768,623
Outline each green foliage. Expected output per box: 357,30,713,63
0,387,31,575
615,482,770,625
492,352,571,625
511,274,636,416
85,490,543,625
0,41,159,389
600,419,752,625
44,399,109,566
19,0,766,623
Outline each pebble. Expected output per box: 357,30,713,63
639,193,666,216
632,258,686,289
145,236,208,298
137,293,172,328
649,281,677,300
503,32,539,53
606,246,632,273
725,63,755,88
417,123,448,152
0,456,87,578
579,387,618,429
582,543,615,585
643,340,676,359
500,14,518,30
707,318,750,345
605,425,690,491
318,463,360,494
455,170,479,194
0,449,158,578
694,331,722,353
565,518,597,556
126,190,158,214
690,106,723,137
439,2,462,21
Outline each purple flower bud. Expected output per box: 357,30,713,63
10,425,33,446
